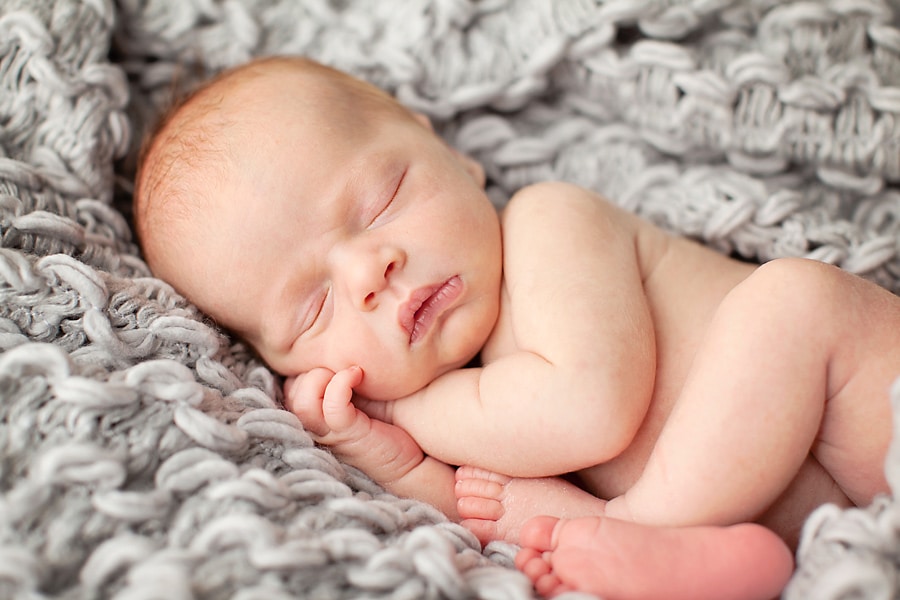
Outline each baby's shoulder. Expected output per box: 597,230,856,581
502,181,629,224
501,181,670,278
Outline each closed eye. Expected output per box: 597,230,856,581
293,287,330,344
370,168,406,227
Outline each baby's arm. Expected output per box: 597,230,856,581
381,182,660,477
285,367,458,518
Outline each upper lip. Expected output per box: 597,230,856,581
398,276,461,343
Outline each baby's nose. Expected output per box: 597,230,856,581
359,259,399,310
335,242,405,311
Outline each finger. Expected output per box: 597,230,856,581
340,365,364,389
282,376,298,412
288,368,335,436
322,366,364,431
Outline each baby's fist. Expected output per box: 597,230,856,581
284,366,365,442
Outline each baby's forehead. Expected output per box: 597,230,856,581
145,59,406,225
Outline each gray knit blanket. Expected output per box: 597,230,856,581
3,1,900,598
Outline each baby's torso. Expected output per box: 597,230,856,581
482,223,756,480
480,220,845,544
576,232,757,498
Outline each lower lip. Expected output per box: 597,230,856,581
410,276,463,344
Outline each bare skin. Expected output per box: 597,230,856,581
456,252,898,549
515,516,794,600
134,57,900,600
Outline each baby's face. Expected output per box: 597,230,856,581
159,66,502,401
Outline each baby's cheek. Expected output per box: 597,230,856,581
260,345,309,381
354,366,419,402
354,376,393,403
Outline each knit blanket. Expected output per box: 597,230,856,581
3,1,900,598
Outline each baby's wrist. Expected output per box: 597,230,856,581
381,455,458,519
380,449,427,487
331,426,425,486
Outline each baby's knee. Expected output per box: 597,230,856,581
715,257,850,350
731,258,844,319
751,256,842,293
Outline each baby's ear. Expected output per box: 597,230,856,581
452,147,486,188
412,111,486,188
412,111,434,131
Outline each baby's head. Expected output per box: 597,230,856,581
134,57,502,400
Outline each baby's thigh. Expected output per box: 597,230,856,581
754,258,900,504
729,258,900,391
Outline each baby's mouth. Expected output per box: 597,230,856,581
399,276,463,344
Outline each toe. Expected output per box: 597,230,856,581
455,465,512,485
455,475,506,501
514,547,540,571
534,573,571,599
519,515,561,552
515,548,552,581
460,518,500,546
457,495,504,521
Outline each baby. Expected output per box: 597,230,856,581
134,56,900,599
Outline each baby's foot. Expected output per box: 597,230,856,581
516,515,794,600
454,466,606,545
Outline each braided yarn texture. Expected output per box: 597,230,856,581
1,0,900,598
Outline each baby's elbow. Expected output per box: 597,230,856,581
585,365,655,462
594,407,648,464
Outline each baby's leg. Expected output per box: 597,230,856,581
454,466,606,544
607,259,898,527
516,515,793,600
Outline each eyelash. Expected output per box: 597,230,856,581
371,170,405,226
295,288,328,342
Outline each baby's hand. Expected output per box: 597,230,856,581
284,367,427,488
284,366,369,446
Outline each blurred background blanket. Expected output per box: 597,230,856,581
3,1,900,598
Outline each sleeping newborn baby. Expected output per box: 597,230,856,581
134,56,900,599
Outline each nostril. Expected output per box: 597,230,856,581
384,262,395,278
365,291,375,305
